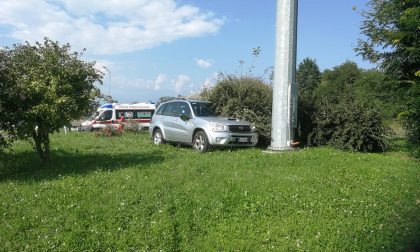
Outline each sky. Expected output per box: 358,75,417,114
0,0,374,103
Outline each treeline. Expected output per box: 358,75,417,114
202,58,417,153
205,0,419,153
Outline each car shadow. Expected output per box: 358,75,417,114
0,149,165,182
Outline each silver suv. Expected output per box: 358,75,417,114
149,100,258,152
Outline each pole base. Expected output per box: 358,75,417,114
263,145,293,154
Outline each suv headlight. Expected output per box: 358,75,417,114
210,122,228,132
251,124,257,132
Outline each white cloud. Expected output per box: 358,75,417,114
194,58,214,68
0,0,224,55
94,60,115,73
154,74,166,91
172,74,190,93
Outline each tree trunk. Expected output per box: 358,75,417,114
32,129,50,165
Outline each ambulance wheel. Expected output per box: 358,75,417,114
153,129,165,145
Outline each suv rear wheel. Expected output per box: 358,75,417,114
153,129,165,145
193,131,210,152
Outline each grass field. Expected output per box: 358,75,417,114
0,132,419,251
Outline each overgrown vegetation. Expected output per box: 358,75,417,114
356,0,420,143
0,132,418,251
296,58,321,145
204,59,394,152
309,61,393,152
310,94,390,152
205,75,272,145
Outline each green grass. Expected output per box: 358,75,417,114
0,132,419,251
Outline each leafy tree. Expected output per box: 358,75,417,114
297,58,322,100
296,58,321,144
353,69,403,119
0,50,9,152
0,39,102,163
356,0,420,143
207,76,272,145
316,61,361,103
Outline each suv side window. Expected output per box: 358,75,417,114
162,102,178,117
155,104,166,115
179,102,191,117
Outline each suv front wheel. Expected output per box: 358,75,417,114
153,129,165,145
192,131,210,152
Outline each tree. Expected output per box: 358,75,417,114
297,58,321,100
0,39,102,163
316,61,361,103
296,58,321,145
356,0,420,143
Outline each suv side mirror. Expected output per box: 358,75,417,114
180,114,189,121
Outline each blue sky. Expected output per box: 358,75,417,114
0,0,373,103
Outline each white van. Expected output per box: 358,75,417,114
80,103,156,131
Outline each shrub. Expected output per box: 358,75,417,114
207,75,272,145
310,94,391,152
94,126,123,137
122,119,143,133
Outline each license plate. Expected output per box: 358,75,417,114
238,137,249,143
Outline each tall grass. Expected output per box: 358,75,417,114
0,132,419,251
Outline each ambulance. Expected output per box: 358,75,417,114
80,102,156,131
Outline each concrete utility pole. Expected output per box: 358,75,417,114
269,0,298,151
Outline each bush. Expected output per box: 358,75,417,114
207,75,272,145
310,94,391,152
122,119,143,133
94,126,123,137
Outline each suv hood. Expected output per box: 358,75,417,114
198,117,251,126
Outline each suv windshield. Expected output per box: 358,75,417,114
190,102,218,117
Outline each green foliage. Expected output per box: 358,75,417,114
316,61,361,103
356,0,420,81
311,94,391,152
297,58,322,101
356,0,420,143
207,75,272,145
398,82,420,143
296,58,321,144
353,69,403,118
0,38,102,163
0,132,418,250
309,61,392,152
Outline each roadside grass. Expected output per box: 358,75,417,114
0,132,419,251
